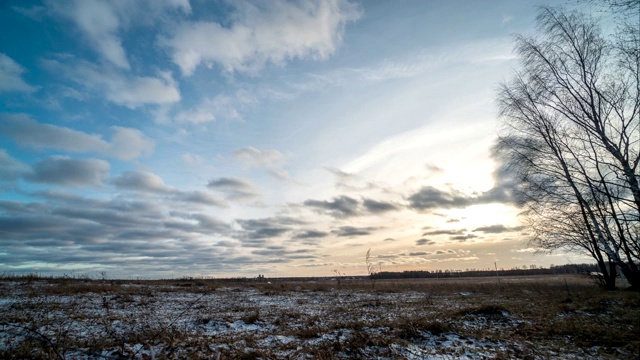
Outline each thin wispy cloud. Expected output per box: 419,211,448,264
46,0,191,69
233,147,293,181
42,58,180,108
0,150,29,181
176,94,245,123
0,53,37,93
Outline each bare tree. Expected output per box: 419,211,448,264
495,5,639,289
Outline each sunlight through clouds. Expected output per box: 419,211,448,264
0,0,592,278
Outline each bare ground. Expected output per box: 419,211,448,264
0,274,638,359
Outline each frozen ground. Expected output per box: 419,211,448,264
0,275,637,359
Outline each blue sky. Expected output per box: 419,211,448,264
0,0,594,278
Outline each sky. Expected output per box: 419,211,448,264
0,0,597,279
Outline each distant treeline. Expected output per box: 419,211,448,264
371,263,601,280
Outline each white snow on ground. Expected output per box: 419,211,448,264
0,279,631,359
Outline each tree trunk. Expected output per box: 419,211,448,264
604,261,617,290
619,266,640,290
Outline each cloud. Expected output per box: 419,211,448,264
408,186,474,210
176,94,244,123
1,113,106,152
512,247,545,253
293,230,329,239
233,146,292,180
324,167,388,193
450,234,478,242
0,53,37,93
181,153,204,165
108,127,155,160
59,0,130,69
416,238,435,246
277,38,516,99
25,156,110,187
304,195,360,217
362,199,398,213
102,71,180,108
42,59,180,108
207,177,260,200
408,184,514,211
187,213,230,233
304,195,397,217
0,150,29,181
480,184,514,204
422,229,465,236
409,251,431,256
111,170,173,193
111,170,228,207
46,0,191,69
236,217,297,241
234,147,284,168
12,5,48,21
173,190,228,207
487,151,518,204
164,212,230,235
425,163,443,173
473,224,523,234
251,247,316,260
325,167,355,182
0,114,154,160
0,192,249,275
331,226,378,237
435,249,457,255
161,0,361,75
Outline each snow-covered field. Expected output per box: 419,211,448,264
1,275,637,359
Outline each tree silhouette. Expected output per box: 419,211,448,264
495,5,639,289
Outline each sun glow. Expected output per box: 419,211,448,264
442,203,519,231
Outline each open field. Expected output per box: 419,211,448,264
1,275,638,359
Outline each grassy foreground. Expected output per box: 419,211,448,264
1,274,638,359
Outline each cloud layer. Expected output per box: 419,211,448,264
0,0,561,277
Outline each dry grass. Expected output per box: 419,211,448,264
0,274,637,359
